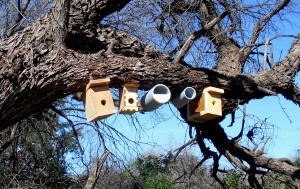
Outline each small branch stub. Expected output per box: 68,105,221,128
83,78,116,122
187,87,224,123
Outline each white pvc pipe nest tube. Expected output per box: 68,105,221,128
172,87,196,108
141,84,171,111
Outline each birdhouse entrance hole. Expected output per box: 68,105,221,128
101,100,106,106
128,98,134,104
212,100,216,105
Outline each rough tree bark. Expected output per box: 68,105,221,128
0,0,300,186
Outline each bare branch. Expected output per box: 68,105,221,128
195,127,224,187
94,122,108,150
84,150,110,189
50,105,84,155
173,138,196,161
232,104,246,142
172,11,228,64
224,150,249,172
5,0,30,37
0,125,21,155
247,0,291,47
240,34,297,50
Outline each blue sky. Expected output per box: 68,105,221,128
133,92,300,158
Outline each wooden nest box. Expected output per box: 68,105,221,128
83,78,116,122
119,84,140,114
187,87,224,123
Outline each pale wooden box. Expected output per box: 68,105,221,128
83,78,116,122
119,84,139,114
187,87,224,123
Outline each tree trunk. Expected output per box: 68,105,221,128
84,151,110,189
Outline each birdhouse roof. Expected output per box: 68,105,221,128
203,87,224,94
86,78,111,90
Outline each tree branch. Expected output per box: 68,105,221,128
280,83,300,106
5,0,30,37
232,104,246,142
172,11,228,64
52,0,70,47
195,127,224,187
173,138,196,161
0,0,300,186
0,125,21,155
68,0,131,30
247,0,291,48
50,105,84,155
84,150,110,189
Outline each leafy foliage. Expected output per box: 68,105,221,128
223,170,242,189
132,152,175,189
0,111,78,188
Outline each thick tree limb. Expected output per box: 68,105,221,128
198,0,243,73
253,34,300,104
1,14,300,130
52,0,70,47
190,121,300,180
68,0,131,30
281,84,300,105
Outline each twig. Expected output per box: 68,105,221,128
232,104,246,143
276,96,292,123
269,43,274,67
50,105,84,155
94,122,108,150
240,34,296,51
172,138,196,161
6,0,30,37
247,0,291,46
